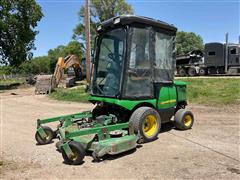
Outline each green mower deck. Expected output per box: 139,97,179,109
36,111,138,164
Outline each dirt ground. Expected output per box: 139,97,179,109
0,87,239,179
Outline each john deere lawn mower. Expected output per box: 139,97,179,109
35,15,194,165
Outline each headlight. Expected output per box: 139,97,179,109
97,26,102,31
114,17,120,24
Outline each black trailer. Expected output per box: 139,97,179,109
176,34,240,76
176,50,204,76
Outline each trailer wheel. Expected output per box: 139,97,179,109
217,67,225,74
62,141,85,165
35,126,54,145
208,67,217,75
188,67,196,76
178,68,186,76
199,68,206,76
174,109,194,130
129,107,161,143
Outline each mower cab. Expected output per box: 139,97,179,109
91,15,176,98
89,15,188,124
35,15,194,165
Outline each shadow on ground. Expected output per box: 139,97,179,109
0,83,21,90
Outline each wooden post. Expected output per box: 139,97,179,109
85,0,91,83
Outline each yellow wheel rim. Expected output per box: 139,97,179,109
143,115,158,137
183,115,192,127
44,133,50,140
70,148,78,161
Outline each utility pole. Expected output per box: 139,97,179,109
85,0,91,83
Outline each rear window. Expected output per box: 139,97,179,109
154,32,175,82
208,51,216,56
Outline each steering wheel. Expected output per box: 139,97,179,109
108,53,122,62
95,82,104,94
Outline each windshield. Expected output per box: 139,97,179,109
92,28,125,97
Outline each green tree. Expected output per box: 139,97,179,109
176,31,204,55
48,41,84,61
19,56,51,75
73,0,133,46
48,45,66,72
48,45,66,61
0,0,43,66
64,41,84,59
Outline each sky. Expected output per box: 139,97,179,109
33,0,240,57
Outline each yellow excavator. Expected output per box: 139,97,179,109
35,55,84,94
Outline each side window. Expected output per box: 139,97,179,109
123,28,153,98
129,28,150,69
154,32,174,82
230,48,236,55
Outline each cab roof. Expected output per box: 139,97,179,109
97,15,177,34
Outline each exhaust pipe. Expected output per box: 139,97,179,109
225,33,228,73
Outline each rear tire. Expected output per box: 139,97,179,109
188,67,196,76
129,107,161,143
35,126,54,145
62,141,85,165
178,68,187,76
174,109,194,130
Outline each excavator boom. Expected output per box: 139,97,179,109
35,55,82,94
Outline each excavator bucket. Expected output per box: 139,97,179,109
35,75,55,94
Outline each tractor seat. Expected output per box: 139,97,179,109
103,61,120,96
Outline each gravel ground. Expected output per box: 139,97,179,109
0,87,239,179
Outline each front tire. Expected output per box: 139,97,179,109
62,141,85,165
35,126,54,145
174,109,194,130
129,107,161,143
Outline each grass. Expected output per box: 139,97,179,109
50,78,240,105
178,78,240,105
50,86,90,103
0,78,25,86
